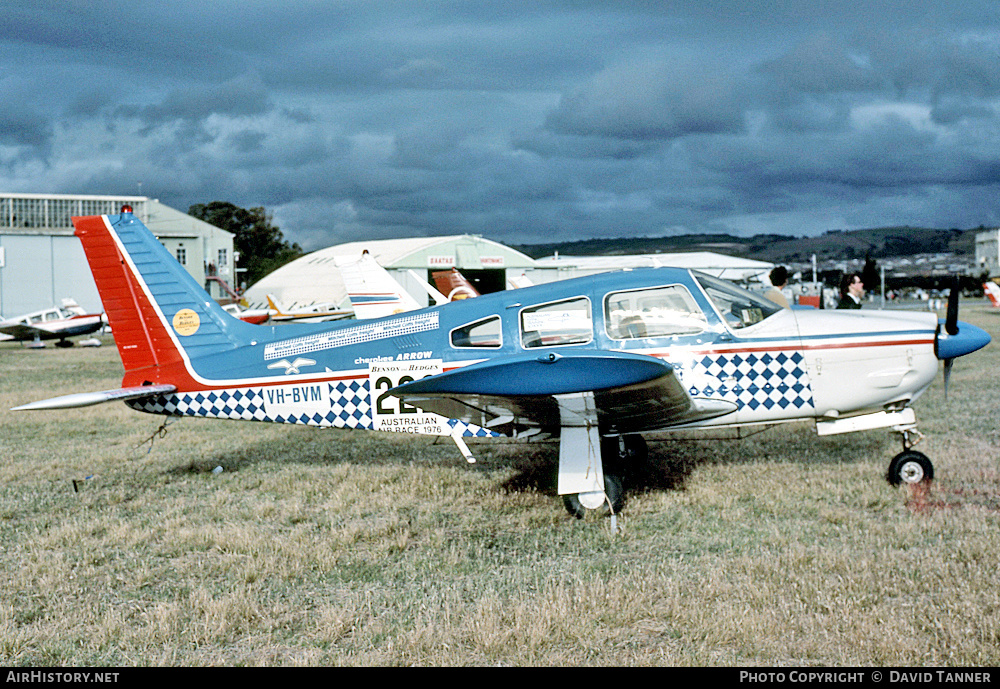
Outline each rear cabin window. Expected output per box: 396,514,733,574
451,316,502,348
520,297,593,348
605,285,707,339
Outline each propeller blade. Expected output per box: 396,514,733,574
946,275,960,336
943,358,954,399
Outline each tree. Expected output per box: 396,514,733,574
188,202,303,289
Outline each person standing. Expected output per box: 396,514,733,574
837,273,864,309
764,266,790,308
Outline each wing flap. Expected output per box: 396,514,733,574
11,384,177,411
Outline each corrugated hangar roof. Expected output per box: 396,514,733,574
244,234,537,309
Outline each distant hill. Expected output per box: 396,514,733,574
512,226,986,264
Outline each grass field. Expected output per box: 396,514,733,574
1,305,998,666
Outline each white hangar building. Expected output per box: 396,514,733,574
244,234,538,309
0,193,235,318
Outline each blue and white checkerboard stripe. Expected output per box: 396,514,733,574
126,378,496,437
679,350,815,412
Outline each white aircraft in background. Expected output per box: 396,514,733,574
335,250,443,319
264,295,352,323
0,299,104,348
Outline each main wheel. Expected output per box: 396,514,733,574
563,474,625,519
887,450,934,486
601,434,647,471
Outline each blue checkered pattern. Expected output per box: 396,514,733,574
680,350,814,412
127,378,497,437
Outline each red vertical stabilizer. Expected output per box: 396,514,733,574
73,215,185,382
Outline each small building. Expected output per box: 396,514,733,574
0,193,235,317
975,228,1000,279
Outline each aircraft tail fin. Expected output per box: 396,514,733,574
73,209,260,385
265,294,288,318
335,251,422,318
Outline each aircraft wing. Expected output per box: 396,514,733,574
391,350,736,435
0,323,51,340
12,384,177,411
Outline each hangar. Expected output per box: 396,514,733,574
244,234,538,309
0,193,235,318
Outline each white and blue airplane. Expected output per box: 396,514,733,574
0,299,104,348
13,208,992,518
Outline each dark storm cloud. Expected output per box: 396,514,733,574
114,74,273,131
2,1,1000,247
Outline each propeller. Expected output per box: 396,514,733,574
943,275,960,398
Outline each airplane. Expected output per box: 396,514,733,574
222,303,271,325
12,207,991,521
507,273,534,289
334,250,428,319
0,299,104,348
264,294,352,323
985,281,1000,308
432,268,479,301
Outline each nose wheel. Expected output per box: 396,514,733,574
887,425,933,486
887,450,934,486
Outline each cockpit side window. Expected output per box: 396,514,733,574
451,316,502,348
605,285,707,339
520,297,593,348
695,273,782,329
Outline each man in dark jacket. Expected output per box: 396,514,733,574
837,273,864,309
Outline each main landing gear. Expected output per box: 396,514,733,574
887,427,933,486
562,434,646,519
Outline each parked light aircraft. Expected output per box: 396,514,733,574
335,251,429,319
222,303,271,325
13,209,991,518
264,295,352,323
0,299,104,347
985,281,1000,308
432,268,480,301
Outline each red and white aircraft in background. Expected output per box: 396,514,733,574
984,281,1000,308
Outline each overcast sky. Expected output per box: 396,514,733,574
3,1,1000,250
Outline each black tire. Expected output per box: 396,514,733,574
563,474,625,519
887,450,934,486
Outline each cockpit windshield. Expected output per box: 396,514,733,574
694,273,783,329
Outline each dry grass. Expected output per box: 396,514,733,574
1,305,998,666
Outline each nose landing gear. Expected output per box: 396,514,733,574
887,427,933,486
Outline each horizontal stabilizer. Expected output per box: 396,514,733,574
12,384,177,411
